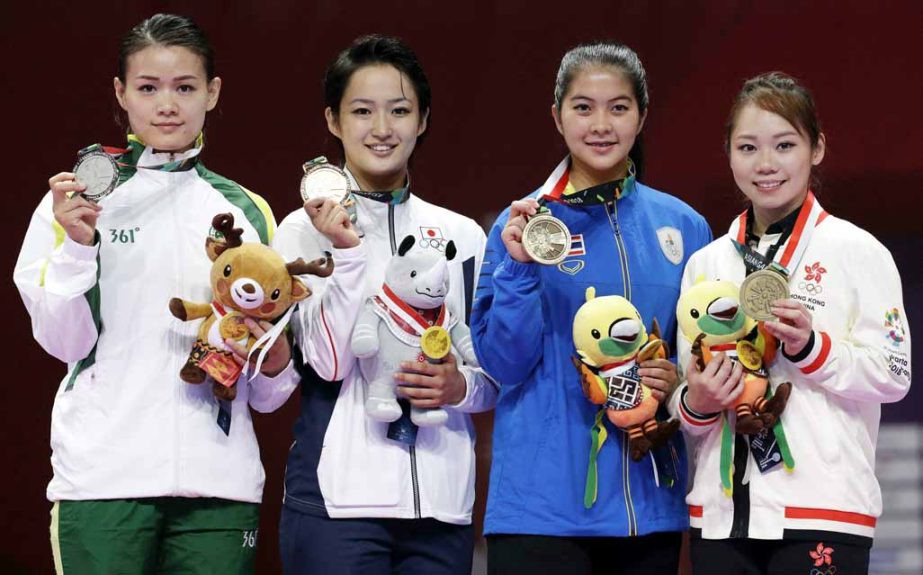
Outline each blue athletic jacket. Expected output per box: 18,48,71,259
471,180,712,537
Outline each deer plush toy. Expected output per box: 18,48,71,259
170,213,333,400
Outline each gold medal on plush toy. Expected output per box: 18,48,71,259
740,269,789,321
736,340,763,371
420,325,451,363
522,211,571,265
300,156,353,204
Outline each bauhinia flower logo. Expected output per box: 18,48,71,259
804,261,827,283
809,542,834,566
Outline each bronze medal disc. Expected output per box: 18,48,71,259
740,269,789,321
522,213,571,266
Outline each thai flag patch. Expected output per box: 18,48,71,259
568,234,586,257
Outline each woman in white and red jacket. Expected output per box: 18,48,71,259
670,72,911,574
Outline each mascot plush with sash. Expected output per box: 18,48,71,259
572,288,679,507
352,235,477,427
676,278,794,495
170,213,333,400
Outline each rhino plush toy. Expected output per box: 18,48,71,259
351,234,478,427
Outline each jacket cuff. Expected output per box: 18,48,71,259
784,330,831,375
498,253,541,279
61,231,101,260
678,387,721,428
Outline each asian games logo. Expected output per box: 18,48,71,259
884,308,906,347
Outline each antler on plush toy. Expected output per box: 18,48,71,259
287,256,335,278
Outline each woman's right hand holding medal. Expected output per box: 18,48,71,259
501,198,540,263
50,172,102,246
304,197,360,249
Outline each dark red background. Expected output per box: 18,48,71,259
3,2,921,573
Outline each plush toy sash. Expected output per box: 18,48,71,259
370,283,456,347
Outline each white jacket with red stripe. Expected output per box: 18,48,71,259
669,200,911,545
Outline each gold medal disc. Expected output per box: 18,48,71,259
736,340,763,371
421,326,451,361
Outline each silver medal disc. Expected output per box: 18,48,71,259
73,150,119,202
300,160,352,204
522,213,572,265
740,269,790,321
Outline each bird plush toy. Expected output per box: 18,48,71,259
676,278,790,433
572,288,679,461
676,278,794,495
169,213,333,401
572,288,679,506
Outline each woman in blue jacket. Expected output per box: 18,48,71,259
471,41,712,573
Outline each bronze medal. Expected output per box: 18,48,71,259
522,213,571,265
740,269,789,321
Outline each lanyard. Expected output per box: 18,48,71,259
730,191,827,278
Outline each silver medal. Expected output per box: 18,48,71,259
300,157,352,204
73,150,118,202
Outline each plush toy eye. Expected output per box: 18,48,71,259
223,264,232,277
690,309,700,319
271,289,280,300
410,270,417,278
591,329,601,339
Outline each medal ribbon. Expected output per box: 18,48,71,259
584,409,609,508
730,191,827,277
537,156,636,210
344,167,410,205
128,133,204,172
374,283,448,335
243,305,297,381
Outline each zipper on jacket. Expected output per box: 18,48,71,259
410,445,422,518
388,202,422,518
621,432,638,535
388,204,397,254
607,199,637,534
170,171,183,493
604,201,632,301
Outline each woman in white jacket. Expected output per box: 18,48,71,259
671,72,911,574
270,35,497,574
12,13,331,574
